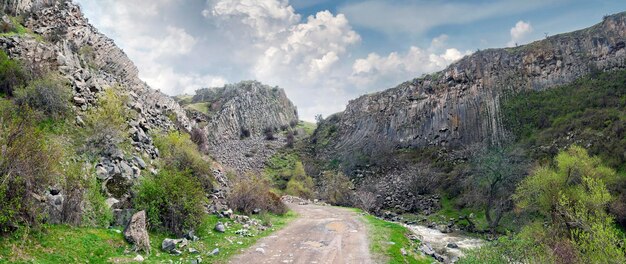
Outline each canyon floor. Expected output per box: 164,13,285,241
229,203,373,264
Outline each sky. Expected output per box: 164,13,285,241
74,0,625,121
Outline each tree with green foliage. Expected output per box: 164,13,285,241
512,146,625,262
462,146,626,263
464,146,527,233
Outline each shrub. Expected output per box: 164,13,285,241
228,174,288,215
263,127,276,140
134,169,207,236
240,127,251,139
286,131,295,148
14,74,71,119
510,146,626,263
284,162,314,199
319,171,354,206
0,103,62,233
154,131,213,192
83,88,130,156
79,169,113,228
0,50,29,96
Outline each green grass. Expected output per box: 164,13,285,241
0,16,44,42
354,209,433,264
0,212,297,263
185,102,209,114
296,120,316,136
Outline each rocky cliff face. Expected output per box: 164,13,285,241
188,81,299,142
315,12,626,160
1,1,197,223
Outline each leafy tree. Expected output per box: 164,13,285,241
83,88,130,156
464,146,527,233
512,146,625,262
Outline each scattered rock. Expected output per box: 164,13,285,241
255,248,266,254
162,238,178,252
215,222,226,233
222,209,233,218
189,248,200,254
210,248,220,256
73,96,86,105
123,211,151,254
400,248,407,256
105,197,119,209
134,156,147,169
447,242,459,249
133,254,144,262
253,208,261,214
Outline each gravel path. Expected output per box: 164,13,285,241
229,203,373,264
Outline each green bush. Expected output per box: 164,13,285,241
83,88,130,156
284,161,314,199
0,50,28,96
14,74,71,119
81,174,113,227
472,146,626,263
228,174,288,215
154,131,213,192
134,169,207,236
319,171,354,206
0,102,62,233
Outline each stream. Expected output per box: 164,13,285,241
405,224,484,263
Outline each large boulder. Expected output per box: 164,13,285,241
123,211,151,254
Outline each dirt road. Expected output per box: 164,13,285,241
229,202,373,264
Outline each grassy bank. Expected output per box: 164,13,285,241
0,211,297,263
354,209,433,264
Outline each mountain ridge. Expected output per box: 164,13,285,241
312,12,626,164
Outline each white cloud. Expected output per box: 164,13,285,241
205,0,300,39
350,37,469,88
507,20,533,47
252,10,360,81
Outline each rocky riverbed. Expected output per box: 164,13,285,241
407,224,483,263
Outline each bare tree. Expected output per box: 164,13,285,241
355,190,378,213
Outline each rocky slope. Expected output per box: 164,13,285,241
181,81,299,174
314,12,626,161
185,81,299,142
0,0,200,224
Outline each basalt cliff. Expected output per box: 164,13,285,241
312,12,626,163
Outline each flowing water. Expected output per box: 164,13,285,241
405,224,484,262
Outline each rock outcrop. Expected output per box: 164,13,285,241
124,211,151,254
186,81,299,142
314,12,626,161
